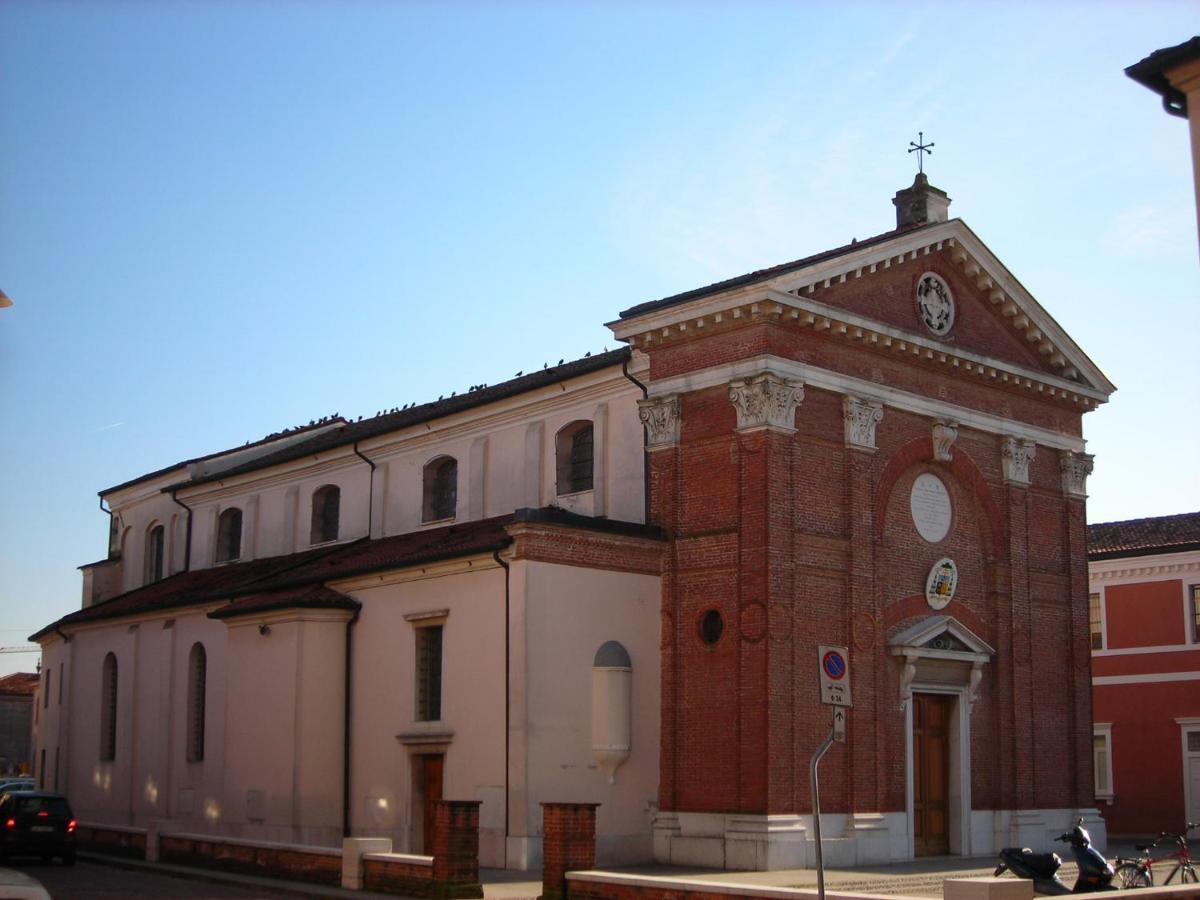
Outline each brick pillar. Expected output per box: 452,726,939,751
431,800,483,898
540,802,599,900
1064,496,1094,808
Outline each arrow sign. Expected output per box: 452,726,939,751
832,707,847,743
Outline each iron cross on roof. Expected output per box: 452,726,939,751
908,131,934,174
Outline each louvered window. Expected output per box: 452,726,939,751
216,508,242,562
1088,592,1103,650
423,458,457,522
146,524,165,583
187,643,207,762
416,626,443,722
310,485,341,544
100,653,118,761
556,421,594,495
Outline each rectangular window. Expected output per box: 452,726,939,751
43,668,50,708
415,626,443,722
38,749,45,790
57,664,63,705
1190,585,1200,644
53,747,59,792
1093,725,1113,799
1088,592,1103,650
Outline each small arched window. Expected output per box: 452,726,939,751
556,421,594,495
145,524,165,584
422,457,457,522
310,485,341,544
186,643,207,763
100,653,118,761
216,508,242,563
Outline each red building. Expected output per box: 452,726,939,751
614,172,1115,866
1089,512,1200,836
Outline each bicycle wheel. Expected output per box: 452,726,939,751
1180,865,1198,884
1115,862,1153,888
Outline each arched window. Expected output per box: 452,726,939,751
310,485,341,544
422,457,457,522
100,653,118,761
186,643,207,763
556,421,594,495
216,508,242,563
145,524,165,584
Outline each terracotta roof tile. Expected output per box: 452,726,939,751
208,585,360,620
0,673,39,697
1087,512,1200,560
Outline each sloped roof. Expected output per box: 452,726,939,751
169,347,632,491
617,223,936,320
1087,512,1200,560
34,508,662,641
0,673,38,697
1126,37,1200,115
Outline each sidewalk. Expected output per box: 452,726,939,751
75,839,1145,900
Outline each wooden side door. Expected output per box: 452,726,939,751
913,693,952,856
420,754,444,854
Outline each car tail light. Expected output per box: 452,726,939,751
4,819,13,829
37,811,48,817
67,819,76,833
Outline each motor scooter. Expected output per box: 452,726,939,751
994,819,1117,894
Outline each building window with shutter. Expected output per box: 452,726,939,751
100,653,118,761
422,457,457,523
145,524,165,584
216,508,242,563
1093,724,1113,800
187,643,207,762
1088,592,1103,650
556,421,594,495
1190,585,1200,644
415,625,443,722
310,485,341,545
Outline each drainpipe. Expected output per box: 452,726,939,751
169,490,193,572
491,548,511,851
621,357,651,524
99,498,115,557
352,442,377,538
343,605,361,838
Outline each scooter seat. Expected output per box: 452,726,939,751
1010,848,1062,877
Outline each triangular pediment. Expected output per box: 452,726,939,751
610,219,1114,406
888,615,994,658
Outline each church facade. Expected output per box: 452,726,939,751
31,176,1114,870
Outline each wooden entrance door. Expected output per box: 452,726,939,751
913,693,952,856
418,754,444,853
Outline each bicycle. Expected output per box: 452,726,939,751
1114,823,1199,888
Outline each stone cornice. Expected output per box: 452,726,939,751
609,219,1114,402
646,353,1087,452
1089,548,1200,582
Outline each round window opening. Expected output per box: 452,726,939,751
699,610,724,645
916,272,955,336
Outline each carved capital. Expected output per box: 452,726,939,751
637,395,682,450
843,395,884,450
1001,437,1037,485
932,420,958,462
1060,450,1094,498
727,373,804,433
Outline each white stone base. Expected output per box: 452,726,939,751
652,808,1105,871
652,811,908,871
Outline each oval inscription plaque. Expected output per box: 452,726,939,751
910,473,951,543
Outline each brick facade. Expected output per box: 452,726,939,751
616,216,1111,864
541,803,599,900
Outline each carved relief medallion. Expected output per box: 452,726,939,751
925,557,958,610
910,473,952,543
916,272,955,336
739,602,767,643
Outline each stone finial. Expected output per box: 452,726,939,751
1001,437,1037,485
893,173,951,229
727,374,804,433
1060,451,1094,498
637,395,681,449
932,420,958,461
843,396,884,450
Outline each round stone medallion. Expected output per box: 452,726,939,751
916,272,955,336
910,472,952,543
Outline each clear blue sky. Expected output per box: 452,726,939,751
2,1,1197,676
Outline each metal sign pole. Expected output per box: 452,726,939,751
809,726,835,900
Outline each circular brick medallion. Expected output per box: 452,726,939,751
739,602,767,643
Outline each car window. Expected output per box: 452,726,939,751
15,797,70,816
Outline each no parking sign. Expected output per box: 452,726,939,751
818,645,852,707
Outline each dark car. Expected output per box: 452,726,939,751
0,791,76,865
